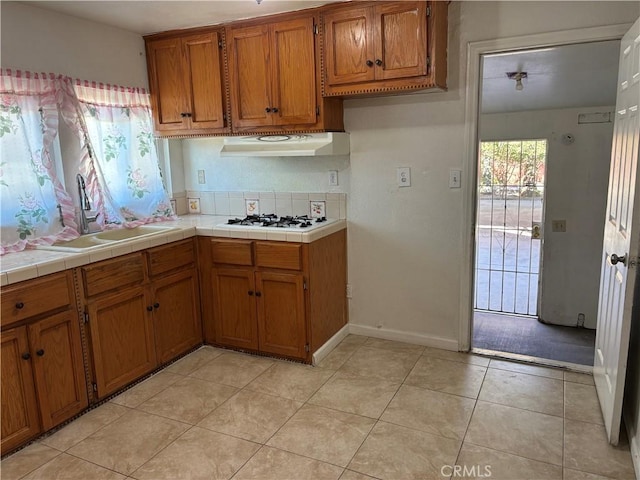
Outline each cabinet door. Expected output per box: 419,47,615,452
1,327,40,454
323,5,375,87
146,37,189,132
256,272,306,359
212,268,258,350
87,287,157,398
374,2,428,80
271,17,317,126
152,268,202,364
228,25,273,128
28,311,88,431
183,32,227,130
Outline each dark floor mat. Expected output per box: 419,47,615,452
473,311,596,366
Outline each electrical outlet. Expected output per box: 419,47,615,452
346,284,352,298
328,170,339,187
397,167,411,187
551,220,566,232
197,170,206,184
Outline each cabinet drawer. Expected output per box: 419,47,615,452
80,253,145,298
1,272,73,327
255,242,302,270
148,239,195,277
211,239,254,266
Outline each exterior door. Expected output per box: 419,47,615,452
594,17,640,445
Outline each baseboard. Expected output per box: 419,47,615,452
312,324,350,365
348,323,459,351
624,410,640,480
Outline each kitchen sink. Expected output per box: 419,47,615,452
37,225,180,252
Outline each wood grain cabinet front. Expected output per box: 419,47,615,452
145,29,229,136
1,271,87,455
322,1,447,97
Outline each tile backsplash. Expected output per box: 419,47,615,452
182,191,347,219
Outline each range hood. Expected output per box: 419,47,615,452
219,133,349,157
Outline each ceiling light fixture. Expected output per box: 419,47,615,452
506,71,528,91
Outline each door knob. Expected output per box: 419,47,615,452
610,253,627,266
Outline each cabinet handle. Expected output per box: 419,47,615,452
21,352,30,360
255,291,262,297
375,59,383,66
265,107,272,113
153,302,160,309
15,302,24,309
272,107,279,113
36,349,45,357
248,291,254,296
147,305,153,311
366,60,374,67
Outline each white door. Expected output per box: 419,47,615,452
594,17,640,445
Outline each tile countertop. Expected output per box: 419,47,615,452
0,215,347,287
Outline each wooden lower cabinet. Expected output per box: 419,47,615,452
153,268,202,364
87,287,157,398
212,268,258,350
1,327,40,454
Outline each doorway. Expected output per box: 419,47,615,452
468,40,621,366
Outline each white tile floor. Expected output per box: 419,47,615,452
1,335,636,480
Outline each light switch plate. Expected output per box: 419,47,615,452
449,169,461,188
397,167,411,187
328,170,339,187
197,170,206,184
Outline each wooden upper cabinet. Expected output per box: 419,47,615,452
322,1,447,97
145,29,229,136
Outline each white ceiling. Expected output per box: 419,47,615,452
481,40,620,114
25,0,338,35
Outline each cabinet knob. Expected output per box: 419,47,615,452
185,113,192,118
36,349,45,357
180,112,188,118
366,60,374,67
153,302,160,309
21,352,31,360
248,291,254,296
272,107,279,113
265,107,272,113
255,291,262,297
147,305,153,311
375,59,383,66
15,302,24,309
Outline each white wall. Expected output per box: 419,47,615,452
1,2,148,87
480,107,615,329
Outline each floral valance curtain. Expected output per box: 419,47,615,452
70,82,174,226
0,70,78,254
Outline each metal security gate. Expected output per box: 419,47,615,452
474,139,547,316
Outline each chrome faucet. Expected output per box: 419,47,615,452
76,174,100,234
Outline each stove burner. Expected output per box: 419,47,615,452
227,214,322,229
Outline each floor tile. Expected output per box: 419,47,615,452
564,371,595,385
564,419,635,478
338,347,420,383
308,372,400,419
380,384,474,440
198,390,302,443
137,376,237,424
165,346,225,375
478,367,564,416
562,468,617,479
488,359,563,379
110,372,182,408
455,443,562,480
190,352,273,388
316,343,361,370
40,403,129,452
422,347,490,367
348,421,460,480
67,409,189,475
267,404,375,467
404,356,486,398
465,401,563,465
132,426,259,480
565,382,603,425
246,362,334,402
233,446,343,480
339,471,380,480
340,335,368,347
363,337,425,355
0,443,61,480
22,453,126,480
